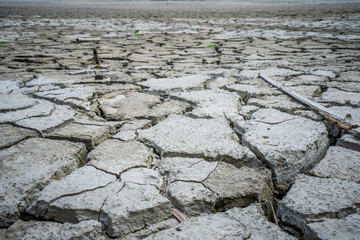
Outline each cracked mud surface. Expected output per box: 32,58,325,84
1,2,360,239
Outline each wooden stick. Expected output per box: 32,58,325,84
93,48,100,65
259,73,359,137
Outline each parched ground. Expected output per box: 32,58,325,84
0,2,360,239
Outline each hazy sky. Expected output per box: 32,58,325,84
1,0,360,2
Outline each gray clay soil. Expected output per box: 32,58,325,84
0,1,360,239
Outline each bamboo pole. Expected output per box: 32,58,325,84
259,73,360,137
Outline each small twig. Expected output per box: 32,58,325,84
93,48,100,65
171,208,189,223
268,200,279,226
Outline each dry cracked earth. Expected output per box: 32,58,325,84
0,4,360,240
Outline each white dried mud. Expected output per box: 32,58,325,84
278,174,360,232
87,139,154,176
203,163,273,212
309,146,360,183
159,157,274,217
167,181,218,216
100,182,171,238
41,181,124,224
99,91,190,121
15,105,76,132
237,108,329,191
0,92,36,111
0,138,87,226
0,124,39,150
304,213,360,240
138,114,261,168
145,204,296,240
247,95,305,113
337,134,360,152
171,89,241,118
317,88,360,107
327,106,360,127
44,123,111,149
27,166,116,221
159,157,218,183
0,99,54,124
139,74,210,95
1,3,360,239
4,220,106,240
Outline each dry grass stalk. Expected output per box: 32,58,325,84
269,200,279,226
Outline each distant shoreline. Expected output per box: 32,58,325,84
1,0,360,19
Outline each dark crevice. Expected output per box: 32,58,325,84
88,164,119,179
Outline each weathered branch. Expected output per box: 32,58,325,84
93,48,100,65
259,72,359,137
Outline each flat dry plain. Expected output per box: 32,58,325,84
0,1,360,239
